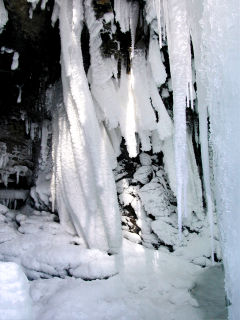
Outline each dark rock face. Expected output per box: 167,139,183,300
0,1,60,206
1,0,61,119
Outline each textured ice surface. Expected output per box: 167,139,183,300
185,0,240,316
164,0,193,235
51,0,122,253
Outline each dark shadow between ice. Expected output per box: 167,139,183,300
190,264,228,320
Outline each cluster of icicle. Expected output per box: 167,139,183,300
87,0,203,236
152,0,239,317
49,0,203,254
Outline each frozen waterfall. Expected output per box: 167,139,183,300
46,0,239,316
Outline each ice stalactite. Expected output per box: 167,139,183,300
51,0,122,253
154,0,163,48
145,1,203,228
148,36,167,87
185,0,214,262
114,0,139,58
131,51,157,141
16,85,22,104
129,2,139,58
85,1,120,130
163,0,193,236
114,0,131,33
11,52,19,71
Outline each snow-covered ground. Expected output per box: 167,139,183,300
0,204,227,320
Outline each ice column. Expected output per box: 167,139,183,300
52,0,122,253
164,0,192,235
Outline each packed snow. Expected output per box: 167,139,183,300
0,204,226,320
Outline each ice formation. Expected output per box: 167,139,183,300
0,0,8,34
9,0,236,315
185,1,240,317
51,0,122,253
46,0,204,254
16,85,22,104
162,0,193,235
11,52,19,70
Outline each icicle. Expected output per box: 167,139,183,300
148,35,167,87
118,70,138,158
27,0,41,13
29,7,33,19
51,2,60,27
163,0,192,238
129,1,139,58
17,85,22,104
41,0,48,10
40,120,50,170
85,3,120,129
30,123,38,140
0,143,9,169
16,170,19,185
11,52,19,70
114,0,131,33
25,119,30,135
131,50,156,133
154,0,162,48
147,64,173,140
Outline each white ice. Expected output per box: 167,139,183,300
0,0,8,34
51,0,122,253
11,52,19,70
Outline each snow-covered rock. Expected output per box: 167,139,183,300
151,220,178,246
139,180,171,218
133,165,153,184
139,153,152,166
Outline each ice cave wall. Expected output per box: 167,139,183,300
1,0,239,317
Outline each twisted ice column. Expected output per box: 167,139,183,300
52,0,122,253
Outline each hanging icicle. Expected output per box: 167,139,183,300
163,0,193,237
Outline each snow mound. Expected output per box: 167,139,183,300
0,209,118,281
0,262,33,320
